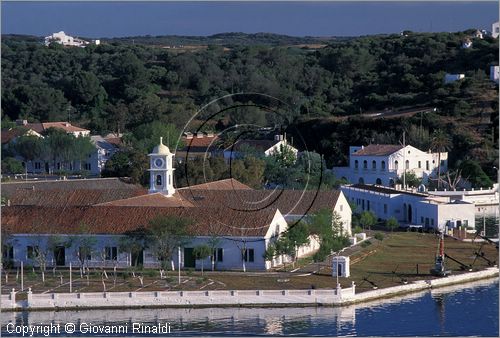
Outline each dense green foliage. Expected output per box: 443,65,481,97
2,31,498,180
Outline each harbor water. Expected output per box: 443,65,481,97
2,278,498,336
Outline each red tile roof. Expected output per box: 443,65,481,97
182,135,219,148
1,128,27,144
8,189,146,207
2,205,277,237
352,144,404,156
178,178,252,191
97,192,194,207
178,189,341,217
1,178,142,199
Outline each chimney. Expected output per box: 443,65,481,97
184,132,193,139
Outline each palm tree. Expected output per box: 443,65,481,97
430,130,452,189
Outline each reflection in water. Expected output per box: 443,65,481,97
1,278,497,336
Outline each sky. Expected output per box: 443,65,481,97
1,1,499,38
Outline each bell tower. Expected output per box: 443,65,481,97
148,137,175,196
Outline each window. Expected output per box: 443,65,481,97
367,200,370,211
105,247,117,260
354,160,359,169
394,160,399,170
372,160,376,170
84,163,91,171
215,248,223,262
426,161,429,170
381,161,386,171
418,161,421,168
2,245,13,260
363,160,368,169
156,175,162,186
376,178,382,185
79,247,91,261
339,204,343,212
243,248,254,262
441,160,445,166
421,217,424,223
27,246,39,259
431,219,434,226
34,162,41,170
384,204,388,214
405,160,409,169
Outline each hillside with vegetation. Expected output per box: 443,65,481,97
1,30,498,186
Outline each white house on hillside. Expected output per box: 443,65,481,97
224,134,298,161
44,31,95,48
490,65,499,84
333,144,448,187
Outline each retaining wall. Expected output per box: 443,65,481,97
2,268,497,311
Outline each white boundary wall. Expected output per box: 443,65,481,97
2,268,497,311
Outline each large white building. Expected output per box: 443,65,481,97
341,184,475,232
2,139,352,271
333,144,448,187
44,31,97,48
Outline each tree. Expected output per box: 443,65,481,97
358,211,377,231
309,209,349,262
119,227,149,268
385,217,399,232
102,149,149,185
2,157,24,174
430,129,452,189
148,215,191,272
398,170,421,188
206,236,222,271
13,135,44,176
70,224,97,277
73,136,96,173
193,244,211,275
459,160,494,188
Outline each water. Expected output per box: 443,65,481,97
2,278,498,336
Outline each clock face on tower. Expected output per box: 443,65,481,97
154,158,164,168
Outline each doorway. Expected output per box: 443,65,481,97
183,248,195,268
54,246,66,266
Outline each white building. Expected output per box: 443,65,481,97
224,134,298,161
44,31,90,48
444,73,465,84
333,144,447,187
461,38,473,49
2,139,352,271
86,135,120,175
341,184,475,232
490,65,499,84
492,22,499,38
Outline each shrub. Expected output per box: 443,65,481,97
353,225,363,234
374,232,384,241
361,240,372,248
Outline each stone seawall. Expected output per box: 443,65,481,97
1,267,497,311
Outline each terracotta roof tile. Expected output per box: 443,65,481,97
97,192,194,207
8,189,146,207
178,189,341,217
352,144,404,156
1,178,142,199
178,178,252,191
1,205,277,237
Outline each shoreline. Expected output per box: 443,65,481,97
1,267,498,312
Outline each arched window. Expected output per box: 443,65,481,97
358,177,365,184
372,160,376,170
405,160,410,169
389,179,395,187
156,175,162,186
394,160,399,170
354,160,359,169
381,161,386,171
376,178,382,185
363,160,368,169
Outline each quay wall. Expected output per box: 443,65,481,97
2,268,497,311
